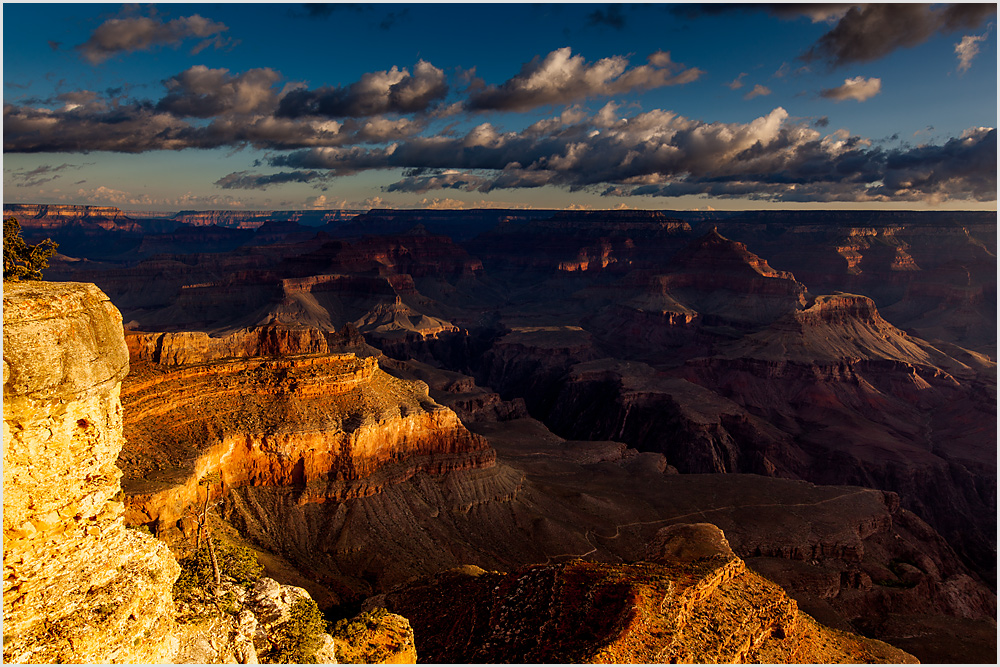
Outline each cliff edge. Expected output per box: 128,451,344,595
3,281,180,663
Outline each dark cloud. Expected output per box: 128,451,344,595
297,4,369,19
277,60,448,118
6,162,85,187
804,4,996,66
587,5,626,30
4,101,195,153
814,116,830,128
675,4,995,67
214,170,328,190
467,47,702,112
77,13,231,64
379,8,410,30
157,66,283,117
385,170,490,193
671,4,854,23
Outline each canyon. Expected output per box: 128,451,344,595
5,204,996,663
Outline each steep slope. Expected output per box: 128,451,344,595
683,292,997,583
374,524,916,664
582,229,809,360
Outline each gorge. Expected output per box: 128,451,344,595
3,204,996,664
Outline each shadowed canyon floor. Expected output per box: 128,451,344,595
14,204,996,663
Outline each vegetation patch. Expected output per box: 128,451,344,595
173,540,264,602
3,218,57,281
261,598,327,664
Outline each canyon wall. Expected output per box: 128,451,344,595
3,282,179,664
118,327,494,544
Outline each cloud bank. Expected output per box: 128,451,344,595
4,40,995,206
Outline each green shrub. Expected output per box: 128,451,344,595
332,606,388,642
173,540,264,602
263,598,327,664
3,218,57,281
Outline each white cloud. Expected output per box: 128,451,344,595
467,47,703,111
820,76,882,102
955,32,989,73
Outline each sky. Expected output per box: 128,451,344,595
3,2,997,212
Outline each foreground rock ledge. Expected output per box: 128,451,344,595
3,281,179,664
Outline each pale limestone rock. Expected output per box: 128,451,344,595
248,577,337,664
249,577,311,626
3,281,179,664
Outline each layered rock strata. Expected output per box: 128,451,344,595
3,281,179,664
119,334,494,544
373,524,916,663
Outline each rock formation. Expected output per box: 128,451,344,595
25,206,996,663
118,326,494,546
3,204,139,232
3,282,179,664
373,524,916,663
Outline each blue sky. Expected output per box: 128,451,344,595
3,3,997,211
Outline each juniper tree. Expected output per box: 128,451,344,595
4,217,58,281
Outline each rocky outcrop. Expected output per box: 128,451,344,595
330,606,417,664
374,524,916,663
118,336,494,543
126,325,345,365
3,281,179,664
681,293,997,582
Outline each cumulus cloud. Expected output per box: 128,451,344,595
3,80,428,153
4,101,196,153
467,47,703,112
804,4,995,66
955,32,989,73
266,104,995,204
820,76,881,102
77,13,230,64
277,60,448,118
727,73,747,90
5,47,994,206
157,66,283,117
743,84,771,100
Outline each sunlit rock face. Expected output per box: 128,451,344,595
374,524,917,664
3,281,179,664
118,326,495,543
2,203,139,231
